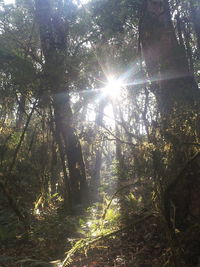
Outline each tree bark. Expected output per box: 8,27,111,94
91,99,106,198
139,0,200,230
53,94,89,205
35,0,89,207
189,0,200,52
50,138,58,195
16,93,26,130
112,103,124,180
182,20,195,75
139,0,199,155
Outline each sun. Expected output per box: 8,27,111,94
103,77,122,99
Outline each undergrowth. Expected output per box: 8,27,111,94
61,189,144,266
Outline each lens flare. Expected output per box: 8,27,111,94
103,77,122,99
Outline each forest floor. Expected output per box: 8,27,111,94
0,180,176,267
66,215,169,267
0,208,171,267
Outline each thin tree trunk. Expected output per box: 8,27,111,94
16,93,26,130
50,138,58,195
49,107,59,195
182,21,195,75
91,99,106,198
56,124,72,212
112,103,124,180
0,100,37,229
9,99,37,174
49,104,71,211
175,12,185,51
0,175,29,230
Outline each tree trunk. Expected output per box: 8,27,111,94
140,0,199,158
50,138,57,195
112,103,124,180
16,93,26,130
175,12,185,52
0,175,29,231
182,21,195,75
139,0,200,253
91,99,106,198
55,119,72,212
189,0,200,52
35,0,89,208
53,94,89,205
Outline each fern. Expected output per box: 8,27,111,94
61,238,88,267
61,228,119,266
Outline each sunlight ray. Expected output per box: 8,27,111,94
123,70,192,88
75,60,191,104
